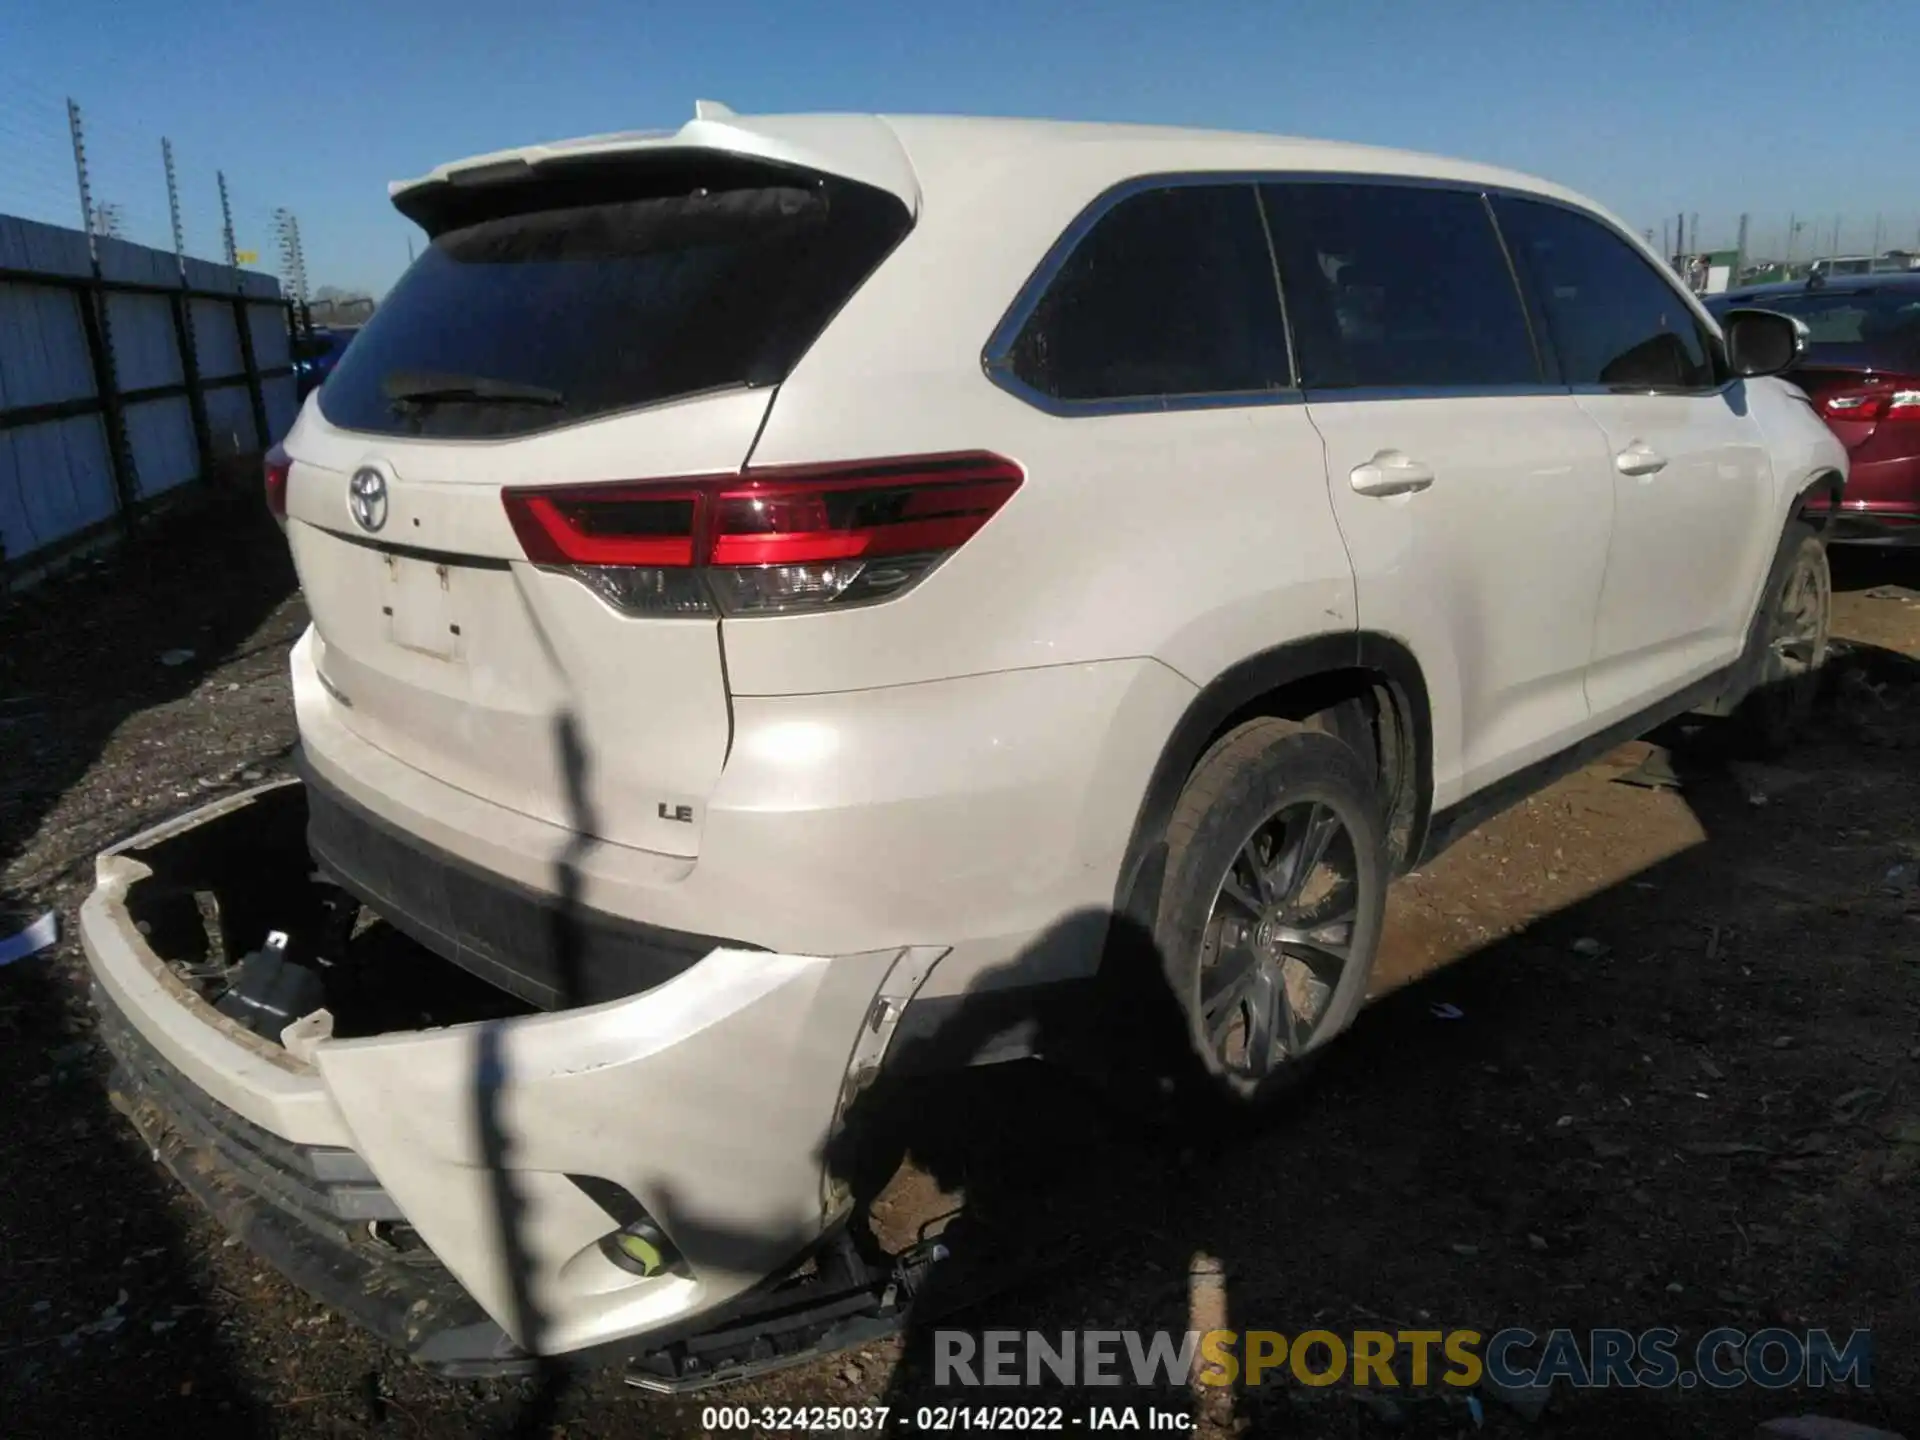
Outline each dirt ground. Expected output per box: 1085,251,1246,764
3,494,1918,1438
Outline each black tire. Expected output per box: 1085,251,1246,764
1153,718,1388,1108
1728,521,1830,757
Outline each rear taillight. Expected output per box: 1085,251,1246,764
501,453,1023,617
1818,377,1920,423
264,445,291,524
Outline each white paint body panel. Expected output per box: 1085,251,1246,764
1307,394,1614,810
282,389,773,856
313,944,906,1355
1579,385,1782,724
296,628,1194,979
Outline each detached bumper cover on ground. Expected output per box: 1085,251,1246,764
77,782,941,1371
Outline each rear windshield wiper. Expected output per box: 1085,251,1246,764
383,371,565,408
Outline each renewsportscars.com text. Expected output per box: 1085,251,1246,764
934,1327,1872,1392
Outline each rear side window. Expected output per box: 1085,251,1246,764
1263,182,1539,390
1492,196,1716,391
1003,184,1291,404
321,166,911,438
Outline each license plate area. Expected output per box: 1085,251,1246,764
383,554,463,662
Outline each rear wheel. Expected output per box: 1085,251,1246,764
1154,719,1388,1108
1729,522,1830,755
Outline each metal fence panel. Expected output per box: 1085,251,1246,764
125,396,199,498
0,414,116,560
0,209,297,572
0,282,94,409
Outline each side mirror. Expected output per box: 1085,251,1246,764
1722,308,1804,378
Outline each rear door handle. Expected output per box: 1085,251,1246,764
1614,443,1668,477
1349,451,1435,497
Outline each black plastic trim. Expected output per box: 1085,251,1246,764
300,756,749,1010
1419,664,1734,865
567,1173,652,1228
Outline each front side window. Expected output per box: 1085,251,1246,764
1003,184,1291,404
1493,196,1716,391
1262,181,1540,390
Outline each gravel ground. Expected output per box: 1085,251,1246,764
3,495,1918,1439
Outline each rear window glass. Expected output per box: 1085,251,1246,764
321,166,911,438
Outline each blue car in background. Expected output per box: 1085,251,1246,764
293,326,360,399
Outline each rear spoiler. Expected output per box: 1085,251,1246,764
389,102,920,233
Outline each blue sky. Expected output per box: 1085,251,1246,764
3,0,1914,296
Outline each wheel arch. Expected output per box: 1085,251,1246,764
1112,633,1433,928
1790,466,1845,534
1700,490,1837,719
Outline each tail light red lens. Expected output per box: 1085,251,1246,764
501,453,1022,617
264,445,291,524
1818,378,1920,423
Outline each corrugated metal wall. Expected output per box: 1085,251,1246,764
0,212,295,568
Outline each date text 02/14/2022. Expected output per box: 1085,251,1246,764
698,1404,1195,1431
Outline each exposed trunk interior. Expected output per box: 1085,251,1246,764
121,785,536,1045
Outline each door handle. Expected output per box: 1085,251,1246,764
1349,451,1435,497
1614,443,1668,477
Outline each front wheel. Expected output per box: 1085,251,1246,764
1154,719,1388,1108
1729,521,1830,756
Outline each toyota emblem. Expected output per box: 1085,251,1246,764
348,468,388,533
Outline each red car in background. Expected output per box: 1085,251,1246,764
1710,273,1920,544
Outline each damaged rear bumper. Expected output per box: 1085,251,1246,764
78,781,942,1371
96,984,528,1374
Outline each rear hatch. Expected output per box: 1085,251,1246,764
282,136,914,856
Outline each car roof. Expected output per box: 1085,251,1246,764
392,104,1591,221
1718,271,1920,304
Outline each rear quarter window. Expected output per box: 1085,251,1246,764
321,165,911,439
1000,183,1292,405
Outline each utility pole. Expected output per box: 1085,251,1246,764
1662,219,1671,266
67,98,97,263
273,207,309,308
1786,211,1797,265
162,138,186,276
66,96,138,522
218,170,237,269
163,138,212,487
1677,211,1686,259
1735,213,1749,275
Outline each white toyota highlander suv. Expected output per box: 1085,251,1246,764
81,103,1843,1378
